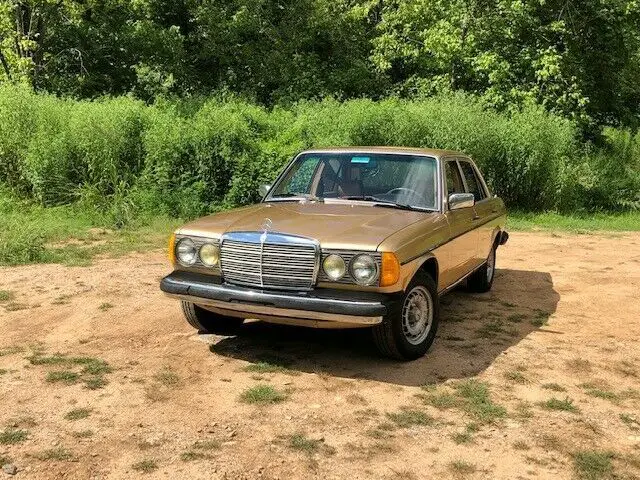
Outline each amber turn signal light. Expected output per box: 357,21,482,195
380,252,400,287
168,233,176,265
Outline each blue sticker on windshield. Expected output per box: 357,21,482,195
351,156,370,164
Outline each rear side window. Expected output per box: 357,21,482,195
459,161,486,201
445,161,465,196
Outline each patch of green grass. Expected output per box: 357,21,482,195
542,383,566,392
71,429,94,438
0,346,23,356
0,290,14,302
239,384,288,405
35,447,74,461
288,433,322,453
0,428,28,444
192,439,221,450
454,379,507,424
573,450,615,480
0,191,182,267
4,302,28,311
84,376,108,390
0,369,7,375
98,302,114,311
475,320,508,338
386,409,433,428
530,318,547,327
30,353,112,389
449,460,477,475
584,388,619,402
419,391,461,410
131,459,158,473
153,370,180,386
508,211,640,232
538,397,580,413
619,413,639,429
242,362,291,374
46,370,80,384
506,313,526,323
513,440,530,450
504,371,527,384
451,431,473,444
180,451,210,462
64,408,91,420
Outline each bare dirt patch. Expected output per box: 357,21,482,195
1,233,639,479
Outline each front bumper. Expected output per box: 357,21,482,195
160,271,392,327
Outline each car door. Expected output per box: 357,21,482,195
457,158,493,266
440,158,480,288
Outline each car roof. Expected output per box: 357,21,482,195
299,146,467,159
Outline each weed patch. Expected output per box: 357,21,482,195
239,384,288,405
30,354,112,389
573,450,614,480
538,397,580,413
64,408,91,420
542,383,566,392
454,379,507,424
0,428,28,444
35,447,74,461
386,409,433,428
0,290,14,302
132,459,158,473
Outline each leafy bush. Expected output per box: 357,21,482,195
0,85,638,218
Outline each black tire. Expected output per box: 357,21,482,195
372,271,440,360
467,245,496,293
181,301,244,334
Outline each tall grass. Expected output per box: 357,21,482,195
1,84,638,221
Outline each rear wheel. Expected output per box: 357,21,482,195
181,301,244,334
372,271,439,360
467,245,496,293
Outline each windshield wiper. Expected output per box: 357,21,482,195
341,195,432,212
268,192,323,202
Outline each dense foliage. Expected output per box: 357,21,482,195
1,1,639,135
1,85,638,226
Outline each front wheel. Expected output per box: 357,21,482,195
181,301,244,334
372,271,440,360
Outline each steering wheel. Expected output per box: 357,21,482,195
385,187,426,203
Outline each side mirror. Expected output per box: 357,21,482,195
258,184,271,197
448,193,475,210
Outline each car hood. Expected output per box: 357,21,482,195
178,202,435,250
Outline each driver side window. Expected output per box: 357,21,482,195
445,161,465,196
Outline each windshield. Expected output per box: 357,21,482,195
266,152,438,210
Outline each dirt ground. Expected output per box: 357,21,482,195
1,232,640,480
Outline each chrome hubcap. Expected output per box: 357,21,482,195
402,286,433,345
486,249,495,282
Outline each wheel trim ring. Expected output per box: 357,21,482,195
401,286,433,345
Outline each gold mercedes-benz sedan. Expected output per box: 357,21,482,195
160,147,508,359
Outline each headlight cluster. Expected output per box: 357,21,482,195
322,253,379,286
175,237,219,268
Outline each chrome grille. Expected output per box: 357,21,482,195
220,232,319,290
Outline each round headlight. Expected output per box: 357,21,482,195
350,254,378,285
323,254,346,281
199,243,220,267
176,238,197,266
